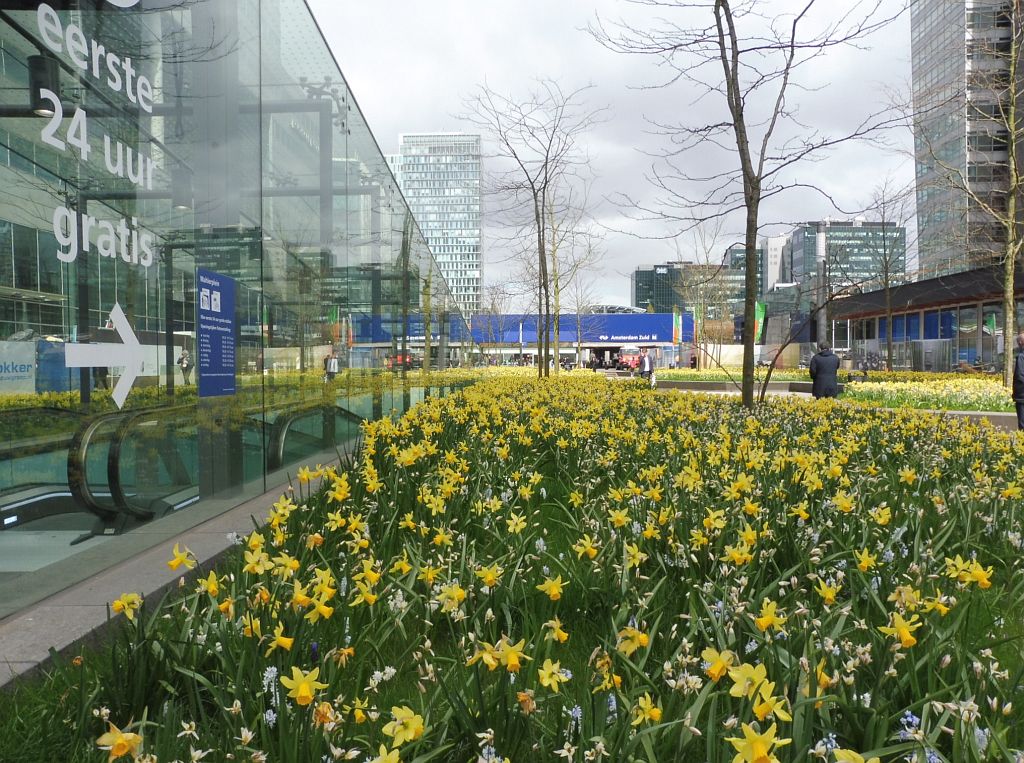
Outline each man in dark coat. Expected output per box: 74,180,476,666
1013,332,1024,430
809,341,841,399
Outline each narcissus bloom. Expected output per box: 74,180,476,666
536,575,565,601
617,626,650,657
701,647,735,682
854,548,877,573
368,743,400,763
96,721,142,762
538,658,568,692
382,705,425,747
879,612,923,649
111,592,142,621
543,617,569,643
754,599,786,633
725,722,791,763
631,692,662,726
264,621,294,656
475,563,502,587
834,751,880,763
814,578,841,606
572,534,599,559
280,666,328,706
167,542,196,571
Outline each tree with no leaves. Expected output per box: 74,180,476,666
463,80,604,378
592,0,904,407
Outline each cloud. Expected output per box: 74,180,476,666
309,0,914,307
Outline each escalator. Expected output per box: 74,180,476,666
0,400,365,538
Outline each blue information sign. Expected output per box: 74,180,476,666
196,268,236,398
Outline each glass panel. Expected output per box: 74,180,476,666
924,310,939,339
0,0,473,619
981,303,1001,367
906,312,920,342
958,306,978,365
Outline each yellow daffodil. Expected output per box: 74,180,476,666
167,543,196,571
111,592,142,621
506,512,527,534
96,721,143,762
854,548,877,573
616,625,650,657
725,722,791,763
878,612,923,649
543,617,569,643
701,647,735,682
728,662,766,699
497,637,530,673
264,621,294,656
835,750,881,763
368,743,400,763
536,575,565,601
572,534,599,559
631,692,662,725
280,666,328,706
475,563,503,587
382,705,425,748
814,578,841,606
754,598,786,633
538,658,567,692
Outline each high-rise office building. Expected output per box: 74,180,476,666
911,0,1013,275
789,220,906,297
388,134,482,316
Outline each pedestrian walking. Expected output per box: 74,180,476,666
177,349,193,384
808,341,840,399
324,351,339,381
638,348,654,380
1013,332,1024,430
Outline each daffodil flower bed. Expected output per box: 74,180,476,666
4,376,1024,762
843,378,1014,412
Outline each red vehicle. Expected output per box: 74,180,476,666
616,344,642,371
385,353,421,371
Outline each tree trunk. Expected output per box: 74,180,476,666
884,274,893,372
741,201,758,408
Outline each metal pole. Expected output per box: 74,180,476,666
815,221,828,344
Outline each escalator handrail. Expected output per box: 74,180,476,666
67,409,135,520
268,403,364,471
107,404,198,519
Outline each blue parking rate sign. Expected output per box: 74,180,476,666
196,268,237,398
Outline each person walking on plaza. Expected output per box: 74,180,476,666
177,349,193,384
1013,332,1024,430
638,348,654,380
324,351,339,382
809,341,840,399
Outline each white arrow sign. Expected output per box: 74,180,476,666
65,303,143,409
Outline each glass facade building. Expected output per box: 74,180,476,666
789,220,907,298
387,133,482,317
911,0,1013,275
0,0,471,618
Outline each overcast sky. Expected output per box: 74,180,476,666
308,0,915,306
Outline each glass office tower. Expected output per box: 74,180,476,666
389,133,482,316
911,0,1014,276
0,0,472,618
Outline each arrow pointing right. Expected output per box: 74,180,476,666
65,303,144,409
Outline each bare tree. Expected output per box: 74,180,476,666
911,3,1023,386
565,274,601,368
860,176,913,370
592,0,904,407
464,80,604,377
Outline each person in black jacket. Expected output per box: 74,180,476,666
809,341,840,399
1013,332,1024,430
